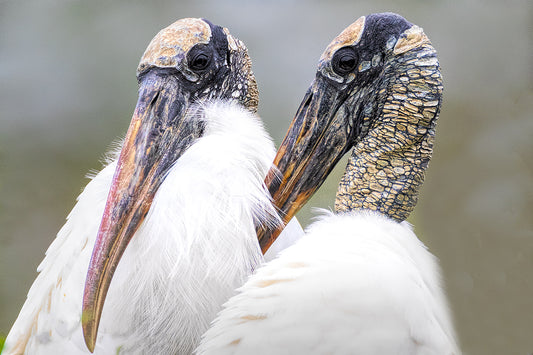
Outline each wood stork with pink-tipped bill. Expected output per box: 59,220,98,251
198,13,460,354
3,18,302,354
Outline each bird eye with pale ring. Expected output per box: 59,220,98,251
332,47,358,75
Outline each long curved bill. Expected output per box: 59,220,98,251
82,72,204,352
258,78,353,253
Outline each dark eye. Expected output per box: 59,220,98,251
191,53,210,71
188,44,213,72
332,47,358,75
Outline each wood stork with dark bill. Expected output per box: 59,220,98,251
3,18,302,354
198,13,460,354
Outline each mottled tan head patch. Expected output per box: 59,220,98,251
223,27,239,51
137,18,211,75
393,25,431,55
319,16,365,62
221,28,258,111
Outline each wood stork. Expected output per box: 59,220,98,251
197,13,460,354
3,18,302,354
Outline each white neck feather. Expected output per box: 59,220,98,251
100,101,279,354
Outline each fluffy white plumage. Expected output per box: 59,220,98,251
4,102,303,354
197,210,459,355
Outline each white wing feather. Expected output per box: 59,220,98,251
198,210,460,355
4,163,117,354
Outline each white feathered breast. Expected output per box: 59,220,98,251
4,101,303,355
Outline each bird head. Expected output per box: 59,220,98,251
259,13,443,252
81,18,257,352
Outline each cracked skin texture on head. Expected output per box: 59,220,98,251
137,18,212,75
334,25,443,222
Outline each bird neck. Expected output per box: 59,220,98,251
334,43,442,222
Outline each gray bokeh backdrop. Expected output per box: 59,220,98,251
1,1,531,354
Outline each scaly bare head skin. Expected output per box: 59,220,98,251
259,13,443,252
137,18,258,112
137,18,212,74
333,22,441,221
82,18,256,352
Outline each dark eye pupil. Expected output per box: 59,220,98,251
191,53,209,70
332,47,358,75
339,55,356,71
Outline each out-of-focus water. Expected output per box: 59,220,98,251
0,1,531,354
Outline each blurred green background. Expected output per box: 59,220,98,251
0,0,531,354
